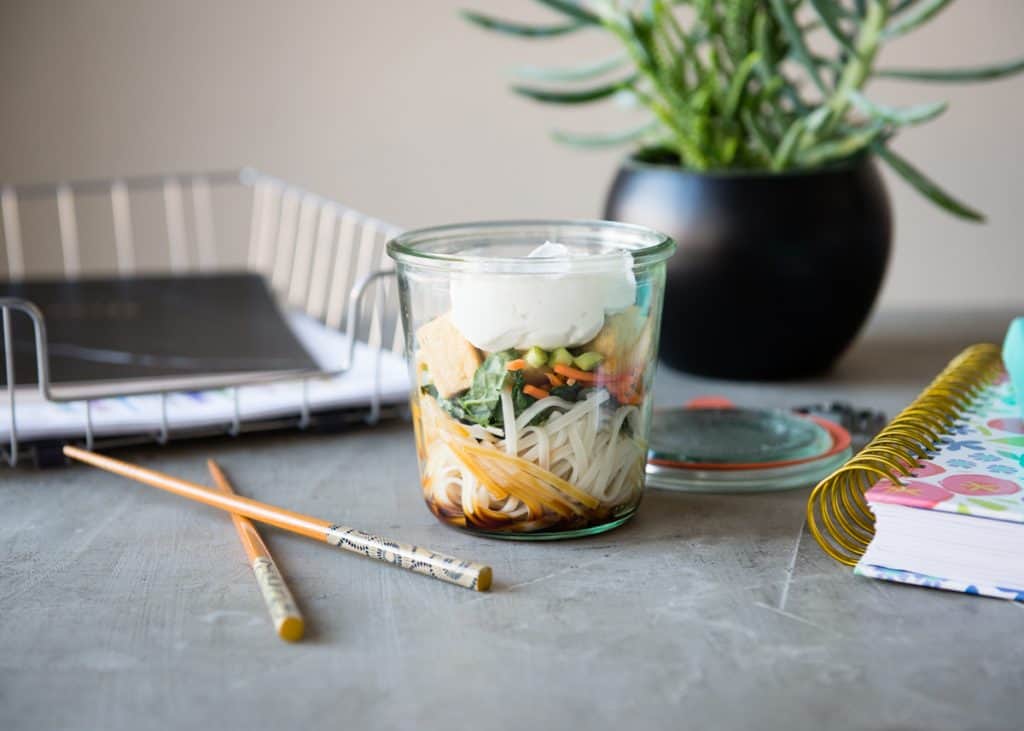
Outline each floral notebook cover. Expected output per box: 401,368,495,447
856,376,1024,601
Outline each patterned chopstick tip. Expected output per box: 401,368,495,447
251,556,305,642
325,525,492,592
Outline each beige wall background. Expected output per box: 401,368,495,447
1,0,1022,308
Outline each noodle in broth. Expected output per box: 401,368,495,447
416,387,646,532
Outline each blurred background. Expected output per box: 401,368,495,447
1,0,1022,309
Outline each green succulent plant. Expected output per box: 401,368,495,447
463,0,1024,221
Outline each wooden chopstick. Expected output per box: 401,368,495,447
63,446,492,592
207,459,305,642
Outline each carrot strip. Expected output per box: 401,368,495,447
544,372,564,387
552,364,598,383
523,384,549,400
607,366,645,405
612,386,643,405
506,359,528,371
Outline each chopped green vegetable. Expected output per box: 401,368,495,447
573,351,604,371
524,346,548,369
551,347,574,366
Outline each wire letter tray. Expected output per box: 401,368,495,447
0,168,405,467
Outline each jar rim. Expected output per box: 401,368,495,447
386,219,675,273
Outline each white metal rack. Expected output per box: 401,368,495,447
0,168,404,467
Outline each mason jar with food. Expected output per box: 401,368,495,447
387,221,675,539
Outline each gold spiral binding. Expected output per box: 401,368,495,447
807,343,1005,565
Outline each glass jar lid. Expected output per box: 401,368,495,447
646,407,853,493
648,408,833,465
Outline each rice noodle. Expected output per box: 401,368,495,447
513,395,577,431
500,388,517,456
417,387,645,532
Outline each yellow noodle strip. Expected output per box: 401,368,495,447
443,442,511,502
459,442,601,510
448,437,580,518
445,441,545,516
474,451,579,518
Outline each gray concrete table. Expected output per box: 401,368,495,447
2,309,1021,731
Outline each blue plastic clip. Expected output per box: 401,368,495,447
1002,317,1024,417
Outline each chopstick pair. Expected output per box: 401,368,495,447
63,446,493,640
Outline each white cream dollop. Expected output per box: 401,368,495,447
449,241,636,351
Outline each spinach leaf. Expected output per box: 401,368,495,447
549,383,583,402
421,383,470,423
455,350,517,426
423,350,519,428
509,370,534,414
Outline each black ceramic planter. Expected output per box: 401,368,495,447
604,153,892,380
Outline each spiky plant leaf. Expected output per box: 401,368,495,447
891,1,919,14
723,51,761,119
511,54,628,82
882,0,954,39
551,121,659,148
848,91,947,126
511,74,638,104
768,0,828,95
772,118,807,170
808,0,857,55
873,143,984,221
533,0,601,24
877,57,1024,82
463,0,1024,220
460,10,584,38
740,108,776,159
796,123,885,167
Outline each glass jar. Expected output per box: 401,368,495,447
387,221,675,539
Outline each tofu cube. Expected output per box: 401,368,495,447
416,314,482,398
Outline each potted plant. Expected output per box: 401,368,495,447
463,0,1024,379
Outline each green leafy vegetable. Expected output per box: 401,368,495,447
549,383,583,401
508,370,538,422
453,350,518,426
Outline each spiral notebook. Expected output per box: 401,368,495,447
808,345,1024,601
